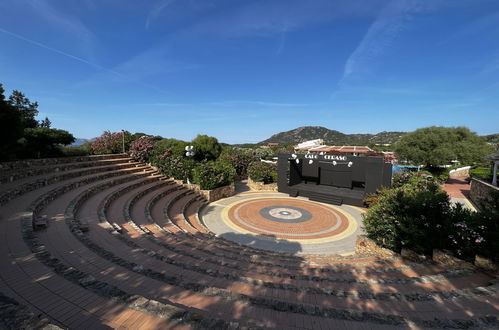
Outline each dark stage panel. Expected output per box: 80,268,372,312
289,182,365,206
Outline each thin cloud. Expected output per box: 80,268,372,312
137,100,317,108
28,0,96,59
176,0,384,40
145,0,177,29
0,28,165,94
341,0,426,82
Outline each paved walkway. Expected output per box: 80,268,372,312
443,176,476,211
201,192,365,255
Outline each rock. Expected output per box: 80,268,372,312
401,248,427,263
432,249,475,270
355,236,398,258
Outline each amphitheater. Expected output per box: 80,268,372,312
0,154,497,329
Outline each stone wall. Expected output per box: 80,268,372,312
448,166,471,178
469,178,499,210
183,183,235,203
247,178,278,192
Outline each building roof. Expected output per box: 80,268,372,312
296,139,324,149
306,145,374,153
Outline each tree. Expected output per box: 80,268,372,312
0,84,24,161
39,117,51,128
8,90,39,129
394,126,494,167
192,134,222,161
21,127,75,158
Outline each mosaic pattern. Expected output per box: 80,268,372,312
222,197,357,242
259,206,312,223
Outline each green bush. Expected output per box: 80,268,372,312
363,179,450,254
60,143,91,157
248,161,278,184
154,155,196,182
192,160,236,190
364,177,499,261
470,167,494,181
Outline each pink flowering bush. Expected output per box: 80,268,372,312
129,137,154,162
91,131,128,155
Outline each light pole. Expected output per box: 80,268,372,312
185,145,195,184
121,130,125,154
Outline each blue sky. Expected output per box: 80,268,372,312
0,0,498,143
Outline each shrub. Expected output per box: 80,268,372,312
219,149,256,178
391,171,436,188
60,143,91,157
192,160,236,190
129,137,154,162
154,155,196,182
470,167,494,181
364,179,499,261
150,138,189,162
363,179,450,254
248,161,278,184
91,131,132,155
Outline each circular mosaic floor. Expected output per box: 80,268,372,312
201,193,365,255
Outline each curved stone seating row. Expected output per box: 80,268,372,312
23,173,244,329
1,156,498,329
0,291,61,329
0,168,193,328
0,157,132,184
144,188,443,276
89,177,497,299
97,182,494,300
115,181,495,291
0,153,128,171
0,160,147,206
60,180,499,329
98,174,492,292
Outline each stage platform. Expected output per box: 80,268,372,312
288,182,365,206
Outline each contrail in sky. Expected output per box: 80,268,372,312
0,27,166,94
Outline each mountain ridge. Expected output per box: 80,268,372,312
259,126,406,145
